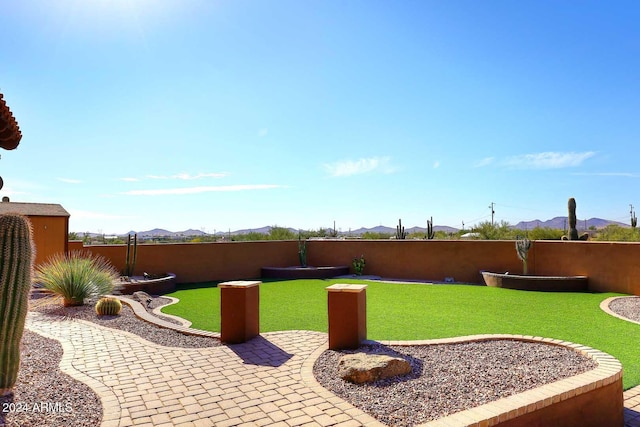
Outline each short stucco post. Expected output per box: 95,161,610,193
219,280,260,344
326,284,367,350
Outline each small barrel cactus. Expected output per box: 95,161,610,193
0,214,34,396
95,296,122,316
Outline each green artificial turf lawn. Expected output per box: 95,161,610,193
163,279,640,389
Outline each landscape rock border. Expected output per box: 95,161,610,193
302,334,623,427
600,296,640,326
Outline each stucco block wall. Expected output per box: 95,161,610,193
76,239,640,295
532,241,640,294
85,240,299,283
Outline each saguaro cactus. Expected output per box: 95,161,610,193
426,216,435,240
568,198,579,240
0,214,34,395
396,218,407,239
124,233,138,277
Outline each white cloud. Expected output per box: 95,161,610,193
119,177,140,182
474,157,495,168
57,177,82,184
146,172,228,180
324,157,395,177
572,172,640,178
503,151,595,169
122,184,284,196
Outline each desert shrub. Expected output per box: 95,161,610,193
35,251,119,306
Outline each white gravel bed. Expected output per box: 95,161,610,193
608,296,640,323
313,340,598,426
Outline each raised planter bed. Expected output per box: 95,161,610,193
117,273,177,295
261,266,350,280
481,271,588,292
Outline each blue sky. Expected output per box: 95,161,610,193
2,1,640,234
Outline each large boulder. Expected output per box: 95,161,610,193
132,291,153,308
338,353,412,384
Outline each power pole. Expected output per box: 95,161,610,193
489,202,495,225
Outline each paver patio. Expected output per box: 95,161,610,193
25,308,640,427
26,312,381,427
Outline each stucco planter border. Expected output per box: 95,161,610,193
261,266,350,279
117,272,177,295
481,271,588,292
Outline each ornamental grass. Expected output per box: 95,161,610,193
35,251,119,306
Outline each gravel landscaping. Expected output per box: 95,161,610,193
313,340,598,427
609,296,640,323
32,296,221,349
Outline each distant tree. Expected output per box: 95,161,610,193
68,231,79,240
361,231,393,239
527,227,564,240
593,224,640,242
434,230,453,239
473,220,516,240
268,226,296,240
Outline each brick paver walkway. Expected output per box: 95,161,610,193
27,313,380,427
26,306,640,427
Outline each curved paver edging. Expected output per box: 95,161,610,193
150,296,192,328
601,296,640,326
301,334,623,427
115,295,219,338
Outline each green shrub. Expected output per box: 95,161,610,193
35,251,119,306
352,254,366,275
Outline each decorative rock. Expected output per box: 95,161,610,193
132,291,153,308
338,353,412,384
